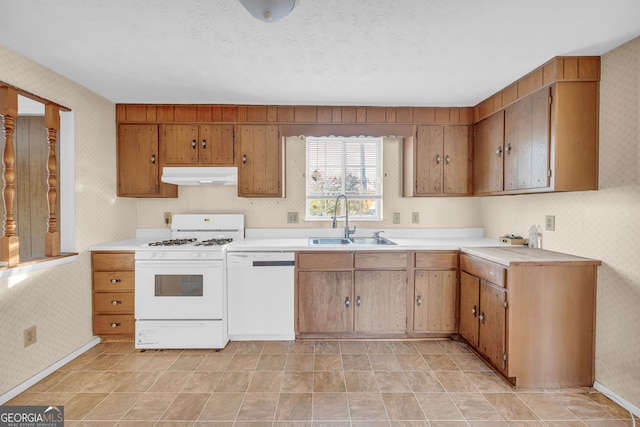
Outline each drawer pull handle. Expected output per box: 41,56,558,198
202,139,207,149
416,295,422,306
110,278,121,283
111,300,122,305
110,323,120,328
192,139,197,149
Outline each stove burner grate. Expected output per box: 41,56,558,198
194,238,234,246
148,238,197,246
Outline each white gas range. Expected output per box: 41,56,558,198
134,214,244,350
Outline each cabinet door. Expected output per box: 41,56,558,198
414,270,457,333
354,271,407,333
199,124,234,165
237,125,284,197
479,281,507,374
415,125,443,194
443,125,472,194
117,124,169,197
473,112,504,194
504,89,550,191
459,271,480,346
297,271,352,333
162,124,199,164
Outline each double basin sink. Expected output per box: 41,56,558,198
308,236,396,246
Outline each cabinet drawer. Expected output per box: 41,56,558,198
93,271,135,292
94,292,134,314
93,314,135,336
414,251,458,269
460,254,507,287
92,252,134,271
355,252,408,269
297,252,353,270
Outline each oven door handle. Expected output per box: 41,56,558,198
135,260,222,268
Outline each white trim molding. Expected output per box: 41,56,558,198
593,380,640,420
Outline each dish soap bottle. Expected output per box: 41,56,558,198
528,225,539,248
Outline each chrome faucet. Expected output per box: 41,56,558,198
332,194,356,239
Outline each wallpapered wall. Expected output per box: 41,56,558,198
0,44,137,395
479,37,640,407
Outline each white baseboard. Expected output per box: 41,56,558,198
0,337,101,405
593,380,640,420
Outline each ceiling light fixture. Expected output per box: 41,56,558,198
239,0,299,23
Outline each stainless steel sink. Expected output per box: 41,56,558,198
308,237,352,245
308,237,396,245
349,236,396,245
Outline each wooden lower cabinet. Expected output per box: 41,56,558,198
412,251,458,334
459,253,598,388
295,251,409,337
92,251,135,338
354,270,407,333
297,271,352,333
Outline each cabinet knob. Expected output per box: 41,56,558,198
496,146,503,157
445,155,451,165
479,312,485,323
435,154,441,164
416,295,422,306
110,278,121,284
356,296,361,306
506,143,512,154
202,139,207,149
242,154,247,164
471,305,477,317
345,296,350,308
151,154,156,164
192,139,197,149
110,323,120,328
111,300,122,305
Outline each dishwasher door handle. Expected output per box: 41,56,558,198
252,260,295,267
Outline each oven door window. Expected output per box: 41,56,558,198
155,275,203,297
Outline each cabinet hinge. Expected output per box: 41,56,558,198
503,300,508,309
503,352,507,362
548,95,553,105
547,170,552,178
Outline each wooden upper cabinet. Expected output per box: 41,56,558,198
162,124,234,165
473,112,505,194
236,125,285,197
406,124,471,196
117,124,177,198
504,88,551,191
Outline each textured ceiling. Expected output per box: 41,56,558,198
1,0,640,106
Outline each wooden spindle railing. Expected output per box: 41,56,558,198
44,103,60,256
0,86,20,266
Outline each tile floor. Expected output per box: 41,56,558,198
6,339,637,426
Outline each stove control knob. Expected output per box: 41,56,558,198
148,252,155,259
156,252,165,259
193,252,201,259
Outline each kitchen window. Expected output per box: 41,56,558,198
305,136,383,221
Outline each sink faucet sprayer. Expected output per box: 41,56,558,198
332,194,356,239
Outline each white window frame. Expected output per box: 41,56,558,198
305,136,383,221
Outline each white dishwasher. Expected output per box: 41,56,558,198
227,251,295,340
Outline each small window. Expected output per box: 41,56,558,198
306,136,383,221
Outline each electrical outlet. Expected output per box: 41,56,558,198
412,212,420,224
392,212,401,224
287,212,299,223
545,215,555,231
163,212,172,226
24,325,36,347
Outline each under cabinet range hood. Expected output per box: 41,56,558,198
161,167,238,186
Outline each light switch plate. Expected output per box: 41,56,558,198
545,215,555,231
412,212,419,224
287,212,299,223
392,212,401,224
